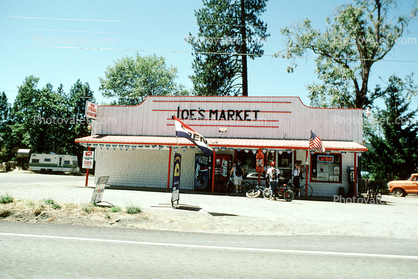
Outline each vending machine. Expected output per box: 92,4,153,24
214,154,232,190
194,154,210,191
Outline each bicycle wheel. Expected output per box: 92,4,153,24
242,181,252,193
262,188,272,199
300,184,313,197
283,190,294,202
246,189,261,198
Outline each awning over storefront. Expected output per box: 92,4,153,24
75,135,367,152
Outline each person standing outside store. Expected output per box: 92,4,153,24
230,161,245,193
266,161,280,200
293,161,302,197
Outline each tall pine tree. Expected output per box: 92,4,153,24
188,0,269,96
363,75,418,180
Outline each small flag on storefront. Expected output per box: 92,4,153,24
173,115,213,156
309,130,326,153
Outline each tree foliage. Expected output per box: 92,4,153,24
0,91,12,162
363,75,418,180
99,53,188,105
188,0,269,96
280,0,417,108
1,76,95,167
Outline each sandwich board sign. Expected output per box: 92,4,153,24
82,151,94,169
171,153,181,208
91,176,109,204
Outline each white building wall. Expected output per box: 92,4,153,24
94,147,200,190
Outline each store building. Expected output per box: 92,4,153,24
75,96,367,197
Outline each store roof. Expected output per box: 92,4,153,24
75,135,367,152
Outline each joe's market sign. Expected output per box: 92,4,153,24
82,151,95,169
176,106,260,121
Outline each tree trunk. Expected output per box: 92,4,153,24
241,0,248,97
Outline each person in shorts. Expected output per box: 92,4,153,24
266,161,280,200
230,161,245,193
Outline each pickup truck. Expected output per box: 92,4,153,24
388,173,418,197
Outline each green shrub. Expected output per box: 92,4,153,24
44,198,56,205
52,203,62,210
0,194,14,204
110,206,121,213
82,204,94,213
126,205,141,214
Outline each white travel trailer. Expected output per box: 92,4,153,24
29,153,80,174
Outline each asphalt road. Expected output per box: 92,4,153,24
1,222,418,279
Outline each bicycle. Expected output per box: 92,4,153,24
244,172,268,198
288,175,313,198
263,182,294,202
245,184,267,198
222,176,252,194
365,184,382,203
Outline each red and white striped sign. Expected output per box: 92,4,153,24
86,101,97,119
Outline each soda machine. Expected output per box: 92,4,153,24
194,154,210,191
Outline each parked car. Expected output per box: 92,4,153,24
388,174,418,197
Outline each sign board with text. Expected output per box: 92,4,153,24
82,151,94,169
171,153,181,207
86,101,97,119
91,176,109,204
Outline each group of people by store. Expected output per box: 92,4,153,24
229,160,302,199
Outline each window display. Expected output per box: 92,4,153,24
311,153,342,182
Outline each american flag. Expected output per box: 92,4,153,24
309,131,326,153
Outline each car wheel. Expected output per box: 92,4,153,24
393,188,405,197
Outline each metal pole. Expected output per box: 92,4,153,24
354,152,357,196
85,146,91,187
167,147,172,191
212,149,216,193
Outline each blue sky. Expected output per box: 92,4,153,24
1,0,417,109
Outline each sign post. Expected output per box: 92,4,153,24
171,153,181,208
83,150,94,186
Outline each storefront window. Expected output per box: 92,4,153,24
236,150,275,176
311,153,342,183
277,152,292,178
236,150,255,175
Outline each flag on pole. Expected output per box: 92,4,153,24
309,131,326,153
173,115,213,156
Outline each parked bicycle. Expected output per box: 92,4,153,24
246,184,267,198
365,184,382,203
263,181,294,202
222,176,252,194
287,173,313,198
244,172,268,198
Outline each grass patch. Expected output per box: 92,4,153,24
82,204,94,213
44,198,56,205
126,205,141,214
110,206,121,213
0,194,14,204
52,203,62,210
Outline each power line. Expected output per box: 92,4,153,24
1,43,418,63
0,26,185,38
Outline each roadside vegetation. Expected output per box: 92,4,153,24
0,196,143,226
